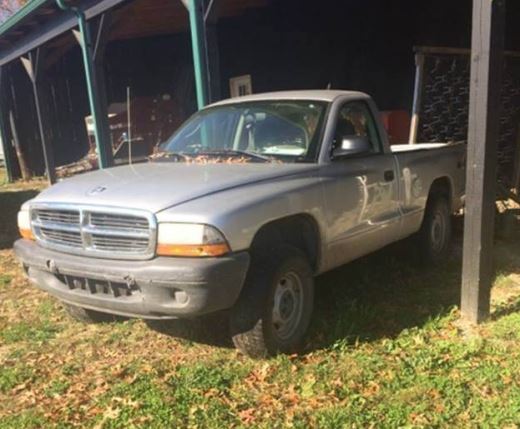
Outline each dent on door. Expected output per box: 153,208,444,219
321,156,400,270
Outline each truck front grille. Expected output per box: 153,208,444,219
40,227,83,246
31,205,157,260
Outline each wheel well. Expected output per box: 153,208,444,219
249,215,321,272
429,177,452,209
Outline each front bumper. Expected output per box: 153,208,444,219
14,239,250,319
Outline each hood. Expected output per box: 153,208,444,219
34,162,319,213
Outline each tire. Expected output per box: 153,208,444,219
230,245,314,358
63,303,124,323
418,194,452,264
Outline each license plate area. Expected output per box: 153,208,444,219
56,274,139,298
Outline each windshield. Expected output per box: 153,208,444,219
158,100,328,163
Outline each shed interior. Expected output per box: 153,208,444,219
1,0,520,181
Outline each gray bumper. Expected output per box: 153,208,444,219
14,239,250,319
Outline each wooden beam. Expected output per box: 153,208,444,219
461,0,506,324
9,110,31,181
204,0,218,23
206,22,221,102
0,0,128,67
21,47,57,184
512,123,520,194
409,52,425,144
414,45,520,58
0,66,15,182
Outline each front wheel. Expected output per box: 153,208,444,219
230,246,314,358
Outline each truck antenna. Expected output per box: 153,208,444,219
127,86,132,166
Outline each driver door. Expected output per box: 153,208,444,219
322,100,401,268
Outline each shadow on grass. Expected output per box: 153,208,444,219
149,214,520,352
0,190,39,249
146,312,234,349
307,214,520,351
149,238,466,352
307,239,463,351
4,180,519,353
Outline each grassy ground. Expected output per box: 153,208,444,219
1,170,520,428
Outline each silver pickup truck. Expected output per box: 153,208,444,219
15,90,465,357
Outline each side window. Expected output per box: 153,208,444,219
332,101,381,154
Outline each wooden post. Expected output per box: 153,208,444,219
0,66,15,182
512,123,520,194
21,48,57,184
205,3,221,103
9,110,31,181
409,52,425,144
461,0,506,324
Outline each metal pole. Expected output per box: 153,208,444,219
188,0,209,109
127,86,132,165
56,0,112,169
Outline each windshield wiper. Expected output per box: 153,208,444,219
196,149,274,163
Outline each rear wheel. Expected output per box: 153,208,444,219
418,194,452,264
63,303,123,323
230,245,314,358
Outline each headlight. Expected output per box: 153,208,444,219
17,209,35,240
156,223,230,257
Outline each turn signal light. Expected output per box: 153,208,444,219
17,209,35,241
156,223,230,257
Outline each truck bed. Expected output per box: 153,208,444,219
390,142,465,153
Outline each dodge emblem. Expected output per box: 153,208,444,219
87,186,107,196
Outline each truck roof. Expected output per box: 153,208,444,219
210,90,370,107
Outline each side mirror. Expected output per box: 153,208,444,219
332,136,371,159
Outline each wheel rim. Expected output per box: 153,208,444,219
271,271,304,341
430,211,446,253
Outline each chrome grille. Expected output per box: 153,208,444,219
91,234,150,252
31,204,157,260
90,213,149,231
36,209,80,225
40,227,82,246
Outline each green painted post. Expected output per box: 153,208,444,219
188,0,209,109
76,15,110,168
55,0,112,169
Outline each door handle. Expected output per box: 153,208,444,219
384,170,395,182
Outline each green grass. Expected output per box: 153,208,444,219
0,411,50,429
0,274,11,290
0,365,36,394
2,184,520,427
0,320,61,344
